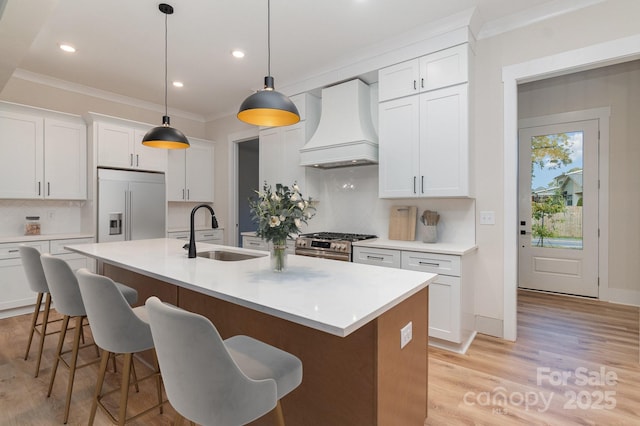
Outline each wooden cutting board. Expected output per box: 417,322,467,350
388,206,417,241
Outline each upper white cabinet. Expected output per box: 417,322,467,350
259,93,320,196
168,138,214,202
0,105,86,200
96,121,167,172
378,44,472,198
378,44,469,102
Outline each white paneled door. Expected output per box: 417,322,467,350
518,119,599,297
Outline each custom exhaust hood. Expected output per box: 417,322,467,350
300,79,378,169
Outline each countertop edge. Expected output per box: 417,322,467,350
0,233,95,244
353,238,478,255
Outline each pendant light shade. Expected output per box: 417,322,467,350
142,3,189,149
237,0,300,127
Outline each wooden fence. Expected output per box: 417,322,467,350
533,206,582,238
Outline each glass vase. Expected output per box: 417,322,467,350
270,240,288,272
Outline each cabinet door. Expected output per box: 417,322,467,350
378,59,420,102
419,44,468,92
167,150,186,201
97,122,134,169
185,142,214,202
44,118,87,200
428,275,461,342
378,96,420,198
0,111,43,199
258,127,281,187
281,123,307,189
419,84,469,197
0,240,49,312
134,128,168,172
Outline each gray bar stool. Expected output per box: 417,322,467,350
40,254,138,424
19,245,62,377
76,268,165,425
146,296,303,426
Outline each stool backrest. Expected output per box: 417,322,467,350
19,245,49,294
76,269,153,354
145,296,276,425
40,254,85,317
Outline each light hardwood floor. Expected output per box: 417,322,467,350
0,290,638,425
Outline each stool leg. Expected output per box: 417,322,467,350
152,349,164,414
24,292,44,361
48,315,70,398
89,349,111,426
33,293,52,377
130,357,140,393
62,316,84,424
118,352,133,426
273,401,285,426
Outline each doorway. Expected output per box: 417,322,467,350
237,138,259,246
518,117,599,297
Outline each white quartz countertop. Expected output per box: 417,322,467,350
0,233,94,244
66,238,435,337
353,238,478,256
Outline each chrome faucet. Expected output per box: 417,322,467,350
188,204,218,258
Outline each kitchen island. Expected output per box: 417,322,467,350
67,238,436,425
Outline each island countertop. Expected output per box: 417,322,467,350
66,238,436,337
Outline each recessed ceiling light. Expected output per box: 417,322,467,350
172,81,184,88
231,49,245,59
59,43,76,53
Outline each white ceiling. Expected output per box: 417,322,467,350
1,0,591,121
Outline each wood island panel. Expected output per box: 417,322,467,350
104,265,429,425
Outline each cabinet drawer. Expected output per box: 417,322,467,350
196,229,222,242
0,241,49,259
242,236,268,251
352,247,401,269
168,232,189,240
50,238,94,255
401,251,460,276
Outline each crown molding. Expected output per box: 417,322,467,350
11,68,206,123
477,0,606,40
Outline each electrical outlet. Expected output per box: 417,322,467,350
400,321,412,349
479,211,495,225
47,211,55,221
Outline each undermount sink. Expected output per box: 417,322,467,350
196,250,266,261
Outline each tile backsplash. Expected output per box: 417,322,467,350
0,200,85,236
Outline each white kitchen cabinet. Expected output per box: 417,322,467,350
378,83,470,198
168,229,224,245
242,235,295,254
96,121,167,172
0,237,94,318
378,44,468,102
167,139,214,202
0,107,86,200
259,93,320,197
352,245,475,353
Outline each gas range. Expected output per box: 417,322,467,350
295,232,377,262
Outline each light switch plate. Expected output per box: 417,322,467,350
479,211,495,225
401,321,412,349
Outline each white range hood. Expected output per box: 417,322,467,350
300,79,378,169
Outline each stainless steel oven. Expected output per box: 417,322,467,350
295,232,377,262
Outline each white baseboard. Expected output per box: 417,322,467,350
475,315,503,338
602,287,640,307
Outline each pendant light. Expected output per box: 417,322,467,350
237,0,300,127
142,3,189,149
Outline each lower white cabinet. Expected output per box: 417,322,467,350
242,235,295,254
0,237,94,318
353,245,475,353
168,229,224,245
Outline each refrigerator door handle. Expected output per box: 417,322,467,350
128,190,133,240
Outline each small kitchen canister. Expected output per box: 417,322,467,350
25,216,41,236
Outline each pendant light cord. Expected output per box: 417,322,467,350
267,0,271,77
164,9,168,117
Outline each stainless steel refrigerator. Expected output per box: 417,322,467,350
97,168,166,242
